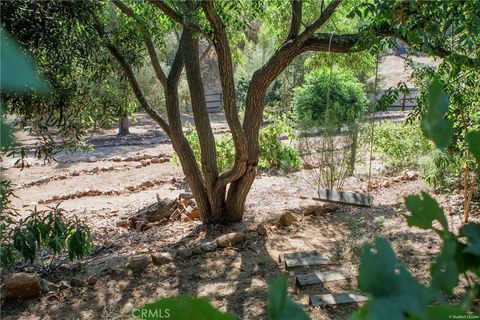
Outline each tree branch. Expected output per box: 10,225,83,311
167,34,185,86
183,28,218,189
144,36,168,88
300,33,360,53
111,0,134,17
92,19,170,135
111,0,169,89
147,0,203,33
297,0,342,42
287,0,302,40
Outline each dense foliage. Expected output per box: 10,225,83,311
371,121,433,171
174,117,300,174
1,205,92,271
0,0,139,159
294,67,368,128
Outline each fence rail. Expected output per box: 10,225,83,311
377,88,418,111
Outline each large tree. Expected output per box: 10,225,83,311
89,0,478,224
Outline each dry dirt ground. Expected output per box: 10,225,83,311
1,113,478,320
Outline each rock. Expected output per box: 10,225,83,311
176,248,193,259
322,203,340,213
87,157,97,163
150,157,161,163
51,195,60,201
86,276,97,286
403,170,418,181
141,180,155,188
151,252,173,266
188,208,200,220
200,241,217,252
256,223,268,236
215,232,245,248
3,273,43,299
178,192,194,200
135,164,142,169
393,175,403,182
303,206,324,216
279,211,296,226
123,156,133,162
125,254,151,272
69,277,84,287
133,155,143,161
382,180,391,188
91,167,99,174
38,199,45,204
135,198,175,223
142,153,153,159
41,279,59,292
112,156,122,162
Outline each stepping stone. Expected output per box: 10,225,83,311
295,269,354,287
309,292,368,306
279,251,330,269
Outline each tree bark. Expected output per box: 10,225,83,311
118,115,130,135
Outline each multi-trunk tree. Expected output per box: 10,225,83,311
92,0,478,224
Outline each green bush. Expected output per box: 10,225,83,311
370,120,434,172
1,205,92,270
258,115,300,172
173,117,300,174
293,67,368,127
418,149,464,189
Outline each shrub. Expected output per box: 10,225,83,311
1,205,92,270
418,149,464,189
173,116,300,174
370,120,434,173
258,115,300,173
293,66,368,128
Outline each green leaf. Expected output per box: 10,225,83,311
430,238,459,293
0,28,48,93
357,238,434,320
267,275,309,320
0,105,13,151
134,296,236,320
459,223,480,256
427,305,466,320
466,131,480,176
420,77,453,150
405,192,448,232
467,131,480,163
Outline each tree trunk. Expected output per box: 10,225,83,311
118,115,130,135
